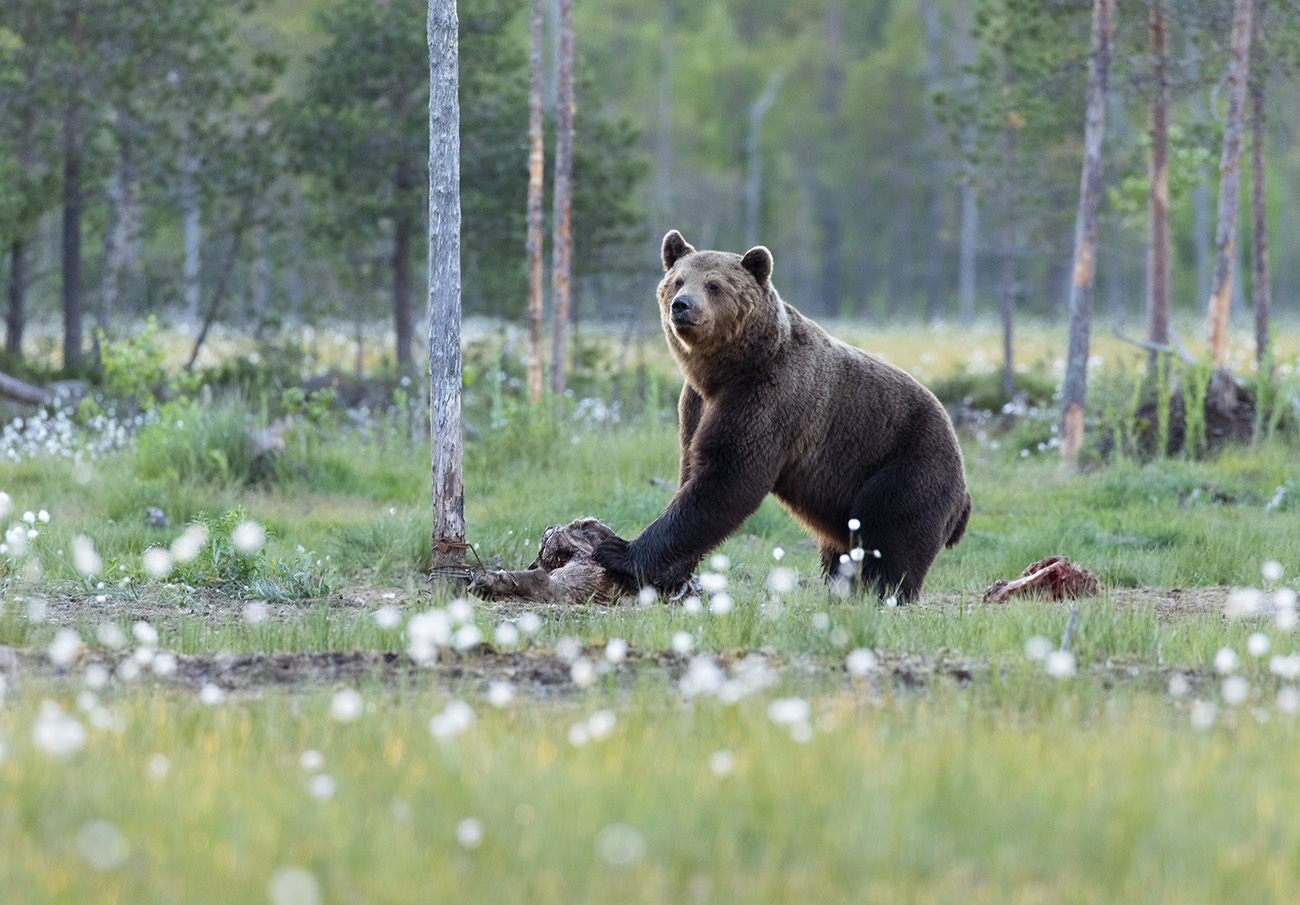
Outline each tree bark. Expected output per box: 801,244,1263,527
99,126,136,339
817,0,845,318
1205,0,1253,372
548,0,574,397
998,125,1017,402
61,12,85,372
1146,0,1171,359
654,0,674,219
955,2,979,325
6,240,25,360
526,0,545,402
1249,0,1271,368
393,157,415,372
1060,0,1114,467
428,0,466,572
920,0,945,323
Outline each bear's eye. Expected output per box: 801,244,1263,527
673,277,684,291
705,281,720,295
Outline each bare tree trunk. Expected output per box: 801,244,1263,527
998,126,1017,401
62,13,85,372
654,0,674,219
526,0,545,402
1249,0,1271,368
180,140,202,326
393,158,415,372
6,241,25,360
745,69,783,250
99,126,137,340
1205,0,1253,372
548,0,574,397
817,0,845,318
428,0,466,572
186,204,254,369
920,0,945,323
955,3,979,325
1060,0,1114,467
1146,0,1171,358
1187,39,1212,309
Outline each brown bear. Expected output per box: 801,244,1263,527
592,230,971,602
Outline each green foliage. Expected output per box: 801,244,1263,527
928,361,1057,410
132,396,265,487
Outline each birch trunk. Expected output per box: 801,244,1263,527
1146,0,1171,356
428,0,466,572
1205,0,1253,372
1249,0,1271,368
548,0,574,397
1059,0,1114,467
526,0,545,402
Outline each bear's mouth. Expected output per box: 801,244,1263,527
670,314,707,331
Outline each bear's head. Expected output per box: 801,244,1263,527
656,230,789,373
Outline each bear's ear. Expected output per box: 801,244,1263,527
662,230,695,270
741,246,773,286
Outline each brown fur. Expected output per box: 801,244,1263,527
593,230,970,602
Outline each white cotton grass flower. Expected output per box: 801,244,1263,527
170,523,209,563
22,510,35,524
33,701,86,757
429,700,475,740
682,595,703,614
1024,636,1054,661
299,749,325,772
1044,650,1076,678
132,621,159,648
1269,654,1300,680
845,648,878,676
268,866,322,905
811,612,830,631
847,518,861,531
586,709,616,740
0,491,10,520
71,535,102,576
1221,675,1250,706
570,658,597,688
151,652,177,677
77,820,130,871
199,683,225,706
48,629,84,668
568,722,590,746
595,823,645,867
516,612,542,635
1226,587,1263,619
373,605,402,630
1278,687,1300,714
37,509,49,523
556,637,582,663
679,656,724,698
1190,700,1217,730
141,547,173,579
309,774,336,800
451,624,483,651
147,753,170,780
604,638,628,664
492,621,520,648
1247,632,1271,657
456,818,485,850
1214,647,1240,675
4,523,28,557
710,554,730,572
708,750,736,776
330,689,364,723
243,601,269,625
767,567,796,594
448,598,474,626
84,663,110,689
671,631,694,654
487,681,515,708
231,520,265,554
1262,560,1285,583
1167,674,1190,698
636,586,657,606
708,593,734,616
772,546,785,561
767,697,811,726
699,572,727,594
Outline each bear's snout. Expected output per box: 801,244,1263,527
670,296,695,323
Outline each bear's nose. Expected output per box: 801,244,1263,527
671,297,691,318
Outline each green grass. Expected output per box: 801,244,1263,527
4,335,1300,901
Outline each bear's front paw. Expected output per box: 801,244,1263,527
592,536,637,586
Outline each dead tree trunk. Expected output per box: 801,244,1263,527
1060,0,1114,467
428,0,466,574
998,125,1017,402
1146,0,1171,359
393,156,416,372
1205,0,1253,374
526,0,545,403
1249,0,1271,368
548,0,574,397
61,12,85,372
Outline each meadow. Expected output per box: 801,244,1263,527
2,320,1300,903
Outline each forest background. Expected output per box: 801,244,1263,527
3,0,1298,385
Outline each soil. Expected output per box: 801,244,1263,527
0,584,1234,698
